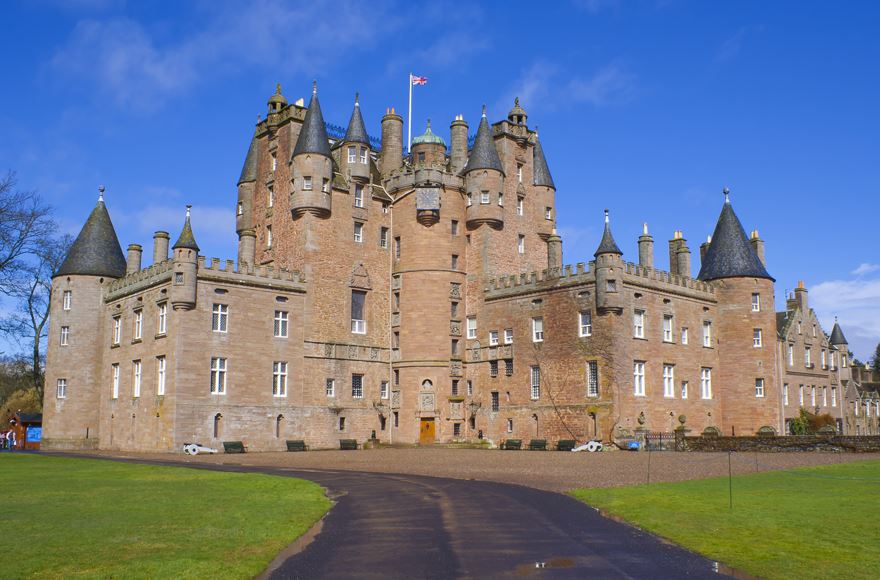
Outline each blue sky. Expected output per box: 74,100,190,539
2,0,878,359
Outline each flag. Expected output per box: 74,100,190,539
411,75,428,86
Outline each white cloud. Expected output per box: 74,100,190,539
811,276,880,361
852,263,880,276
567,63,637,106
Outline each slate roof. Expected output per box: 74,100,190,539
343,95,370,145
594,211,623,257
697,199,774,282
463,112,504,174
776,311,790,337
292,87,331,159
55,199,126,278
172,208,200,251
237,133,258,185
830,322,848,346
532,135,554,188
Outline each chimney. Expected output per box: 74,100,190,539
153,231,170,264
668,230,683,275
794,280,808,311
676,233,691,278
449,115,468,174
126,244,142,275
638,222,654,269
700,235,711,264
380,107,403,176
750,229,766,266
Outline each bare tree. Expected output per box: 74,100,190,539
0,171,54,294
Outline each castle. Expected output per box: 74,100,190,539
41,83,878,451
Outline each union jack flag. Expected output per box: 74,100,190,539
411,75,428,85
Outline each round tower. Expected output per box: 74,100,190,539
237,228,256,272
594,210,624,313
290,81,332,219
531,127,555,240
341,93,371,182
236,128,259,235
449,115,468,174
411,119,446,167
464,106,504,229
380,108,403,177
171,205,199,311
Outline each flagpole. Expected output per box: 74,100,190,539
407,73,413,154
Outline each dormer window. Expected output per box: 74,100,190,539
303,176,312,190
348,146,356,163
360,147,368,164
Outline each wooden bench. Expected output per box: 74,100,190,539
528,439,548,451
339,439,358,450
501,439,522,450
556,439,576,452
222,441,247,454
286,440,308,452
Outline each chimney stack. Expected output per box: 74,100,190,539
750,229,766,266
668,230,684,275
153,231,170,264
700,235,711,264
638,222,654,269
794,280,808,311
449,115,468,174
126,244,142,275
380,107,403,176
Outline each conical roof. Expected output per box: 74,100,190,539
463,108,504,174
237,132,259,185
532,134,554,188
292,83,331,159
697,194,773,282
594,210,623,257
56,194,126,278
830,321,848,346
343,94,370,145
172,206,200,251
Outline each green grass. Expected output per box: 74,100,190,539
0,454,331,579
571,459,880,579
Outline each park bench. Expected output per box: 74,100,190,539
556,439,576,452
501,439,522,450
286,440,308,452
339,439,358,450
222,441,247,454
528,439,548,451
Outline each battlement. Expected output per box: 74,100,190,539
105,259,173,300
484,262,593,299
622,262,716,295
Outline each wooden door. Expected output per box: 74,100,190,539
419,419,435,445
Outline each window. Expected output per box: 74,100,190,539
507,418,514,433
843,354,848,368
788,344,794,366
268,185,274,208
504,328,513,344
451,339,459,356
532,317,544,342
587,361,599,397
210,357,227,394
272,362,288,397
545,207,552,220
237,201,243,216
326,378,335,397
351,290,366,334
322,178,330,193
805,347,812,367
662,315,673,342
783,384,789,405
111,364,119,399
518,235,525,255
755,378,765,398
453,423,461,437
467,193,473,207
702,321,712,347
134,310,143,340
348,145,356,163
451,380,459,396
663,365,675,398
517,163,523,183
157,356,166,396
450,301,457,318
633,362,646,396
633,310,645,339
394,369,399,385
681,380,689,399
530,366,541,400
212,304,228,332
158,302,167,335
489,360,498,378
466,316,477,339
451,254,458,269
498,193,504,206
271,152,277,172
381,381,389,399
175,272,184,285
700,368,712,399
753,328,762,348
797,321,802,334
394,237,401,259
516,197,524,216
491,392,500,412
273,311,289,338
466,380,473,396
505,359,513,376
380,227,389,249
359,146,367,164
354,184,364,208
798,384,804,405
133,360,142,398
489,331,499,346
63,291,71,310
112,316,121,345
579,312,592,337
823,386,828,407
56,378,67,399
394,411,399,427
417,152,425,163
480,191,490,204
681,327,688,345
751,293,761,312
451,220,459,235
831,387,837,407
339,416,346,431
303,176,312,190
812,324,817,338
811,386,817,406
352,374,363,398
606,280,617,292
354,222,363,243
60,326,69,346
821,349,827,369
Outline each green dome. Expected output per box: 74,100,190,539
412,120,446,147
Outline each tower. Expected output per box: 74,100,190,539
594,210,624,313
341,93,371,182
531,128,556,240
289,81,333,218
171,205,199,311
464,106,504,229
380,107,403,177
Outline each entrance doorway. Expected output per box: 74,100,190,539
419,418,435,445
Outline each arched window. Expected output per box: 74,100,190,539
213,413,222,439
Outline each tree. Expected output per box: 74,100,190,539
0,171,54,295
872,342,880,373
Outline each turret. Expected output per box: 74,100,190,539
236,128,258,234
508,97,527,126
237,228,256,273
532,128,555,238
342,93,371,182
638,223,654,269
449,115,468,174
171,205,199,311
464,106,504,229
152,231,169,264
411,119,446,167
267,83,287,115
380,107,403,176
289,81,332,218
547,227,563,276
594,210,624,313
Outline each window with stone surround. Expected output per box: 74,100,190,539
753,328,762,348
587,361,599,397
532,317,544,342
491,391,499,412
354,184,364,208
351,374,364,399
489,360,498,378
212,304,228,333
579,312,592,337
633,362,646,396
351,290,366,334
755,378,765,398
381,381,389,399
662,315,673,342
783,384,789,405
681,327,688,345
516,197,524,216
380,227,388,249
271,151,277,172
268,185,274,208
394,237,401,260
133,310,143,341
681,380,688,399
339,416,346,431
832,386,837,407
467,193,473,206
498,193,504,206
489,330,499,346
157,356,166,396
360,146,368,164
451,380,459,396
453,423,461,437
751,293,761,312
702,321,712,347
633,310,645,339
504,328,513,344
62,290,71,311
700,367,712,399
822,386,827,406
56,378,67,399
466,316,477,339
133,360,142,398
273,362,288,397
348,146,356,163
663,364,675,398
353,221,363,243
788,344,794,366
303,176,312,190
505,359,513,376
810,385,816,407
518,235,525,255
266,225,273,248
517,163,523,183
507,418,513,432
112,316,121,345
111,364,119,399
326,378,335,397
805,346,812,367
157,302,167,335
60,326,69,346
451,220,459,235
451,339,459,356
799,384,804,405
451,254,458,269
274,311,288,338
821,349,827,369
237,201,243,216
467,380,473,395
530,366,541,400
545,207,552,220
210,357,227,394
322,178,330,193
480,191,490,204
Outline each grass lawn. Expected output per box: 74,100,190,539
0,454,331,579
571,459,880,579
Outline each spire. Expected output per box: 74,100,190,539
594,209,623,257
697,189,773,282
463,106,504,174
56,187,126,278
237,130,259,185
292,81,331,158
172,205,200,251
532,133,555,188
830,319,848,346
343,92,370,145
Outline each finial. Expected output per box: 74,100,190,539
185,204,192,219
515,97,520,107
98,185,105,202
426,118,431,130
835,315,838,323
355,92,359,106
723,187,730,204
312,80,317,95
257,114,261,122
481,104,487,117
275,83,282,95
604,208,609,224
643,222,648,235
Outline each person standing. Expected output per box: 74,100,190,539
5,429,14,452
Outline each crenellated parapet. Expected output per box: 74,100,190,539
105,259,174,301
621,261,716,297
